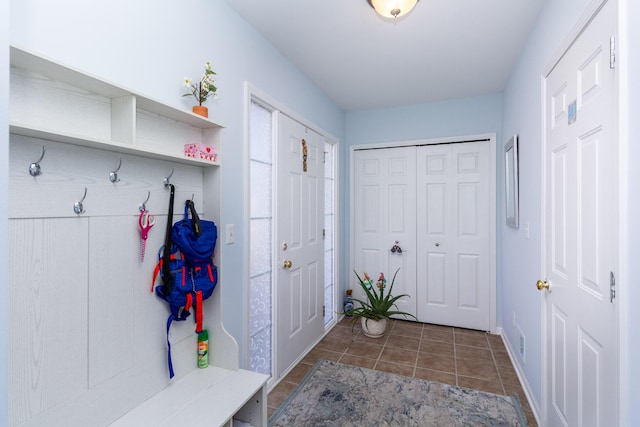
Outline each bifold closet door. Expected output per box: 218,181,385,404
416,141,491,330
352,147,417,318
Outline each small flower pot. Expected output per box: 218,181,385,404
360,317,387,338
192,105,208,118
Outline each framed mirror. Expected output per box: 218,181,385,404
504,135,519,228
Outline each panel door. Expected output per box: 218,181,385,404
543,1,618,425
416,142,491,330
353,147,417,318
275,114,324,377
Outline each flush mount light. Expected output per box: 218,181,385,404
367,0,419,19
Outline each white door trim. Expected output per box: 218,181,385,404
349,132,497,332
539,0,621,423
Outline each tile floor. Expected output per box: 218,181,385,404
268,317,537,426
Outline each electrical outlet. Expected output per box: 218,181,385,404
225,224,234,244
512,312,516,327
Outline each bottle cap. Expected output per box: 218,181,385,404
198,329,208,341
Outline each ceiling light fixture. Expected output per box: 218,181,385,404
367,0,419,19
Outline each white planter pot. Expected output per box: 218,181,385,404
360,317,387,338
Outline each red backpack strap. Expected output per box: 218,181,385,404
195,290,203,333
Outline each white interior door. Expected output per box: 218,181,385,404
542,1,618,425
353,147,417,318
416,141,491,330
276,114,324,377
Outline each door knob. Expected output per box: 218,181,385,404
536,280,550,291
283,260,293,269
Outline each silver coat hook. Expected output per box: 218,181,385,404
163,167,175,188
109,158,122,183
139,191,151,212
74,187,87,215
29,146,46,177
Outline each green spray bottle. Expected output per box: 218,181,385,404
197,329,208,368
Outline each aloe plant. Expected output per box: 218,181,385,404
351,268,417,322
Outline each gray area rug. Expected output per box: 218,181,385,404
269,359,527,427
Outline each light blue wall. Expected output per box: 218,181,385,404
7,0,345,381
344,94,504,323
1,1,9,425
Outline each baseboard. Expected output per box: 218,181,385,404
498,329,542,426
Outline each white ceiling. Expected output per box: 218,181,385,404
224,0,545,111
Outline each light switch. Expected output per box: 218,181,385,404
524,221,530,239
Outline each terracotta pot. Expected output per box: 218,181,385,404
192,105,208,118
360,317,387,338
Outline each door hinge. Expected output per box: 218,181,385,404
610,271,616,303
323,305,325,317
610,36,616,69
322,228,325,240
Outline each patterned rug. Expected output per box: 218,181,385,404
269,359,527,427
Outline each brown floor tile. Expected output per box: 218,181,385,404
344,341,383,359
497,362,521,385
374,360,414,377
300,347,342,364
456,357,500,382
416,352,455,373
420,339,455,356
386,334,420,351
267,405,277,418
378,346,418,366
487,334,506,351
339,353,377,369
423,323,454,332
414,367,457,386
524,410,538,427
269,320,535,425
454,332,489,348
422,328,454,343
326,325,358,341
282,363,313,384
457,375,504,395
493,350,513,366
352,331,390,345
316,336,351,352
455,344,493,360
267,380,297,409
390,320,423,338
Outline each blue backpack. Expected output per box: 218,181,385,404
152,185,218,378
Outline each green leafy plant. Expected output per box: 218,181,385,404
183,61,217,106
351,269,416,323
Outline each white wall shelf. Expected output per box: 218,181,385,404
10,45,221,167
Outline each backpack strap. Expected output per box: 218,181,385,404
166,314,176,379
161,184,176,295
194,290,203,333
184,199,202,238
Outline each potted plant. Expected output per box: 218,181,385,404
183,61,217,117
352,269,416,338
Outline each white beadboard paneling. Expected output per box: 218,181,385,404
9,218,89,425
88,216,137,387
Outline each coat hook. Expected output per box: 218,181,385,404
74,187,87,215
139,191,151,212
29,146,47,177
109,158,122,183
163,167,175,188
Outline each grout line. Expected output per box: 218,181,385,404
487,334,507,395
453,327,459,386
